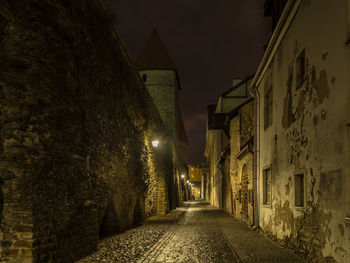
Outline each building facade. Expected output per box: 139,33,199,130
204,76,253,215
204,105,227,208
251,0,350,262
188,164,203,199
228,98,255,226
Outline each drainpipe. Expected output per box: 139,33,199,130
250,85,260,228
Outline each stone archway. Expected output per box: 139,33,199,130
241,165,249,222
99,202,120,239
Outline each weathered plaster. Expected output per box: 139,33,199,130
256,0,350,262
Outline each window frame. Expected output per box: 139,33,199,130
296,49,306,89
262,166,272,206
294,173,305,208
264,86,273,129
142,74,147,83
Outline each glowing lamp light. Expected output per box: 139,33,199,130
187,180,189,184
152,140,159,148
181,174,185,179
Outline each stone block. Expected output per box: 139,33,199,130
2,248,20,257
13,240,35,248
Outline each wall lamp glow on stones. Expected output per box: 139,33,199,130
152,140,159,148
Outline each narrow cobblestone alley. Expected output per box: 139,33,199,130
77,201,305,263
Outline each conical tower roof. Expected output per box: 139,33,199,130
135,29,176,70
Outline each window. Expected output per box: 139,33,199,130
264,86,273,129
296,49,306,89
263,167,272,205
142,74,147,82
294,174,304,207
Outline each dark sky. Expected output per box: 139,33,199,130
104,0,270,164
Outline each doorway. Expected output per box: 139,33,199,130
241,165,249,221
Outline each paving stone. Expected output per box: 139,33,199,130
76,201,305,263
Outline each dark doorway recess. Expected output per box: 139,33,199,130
241,165,249,221
133,199,144,226
99,202,119,239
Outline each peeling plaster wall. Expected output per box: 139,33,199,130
256,0,350,262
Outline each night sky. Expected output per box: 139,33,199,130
104,0,270,164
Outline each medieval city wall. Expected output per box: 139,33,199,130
0,1,170,262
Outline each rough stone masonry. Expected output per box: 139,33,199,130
0,1,172,262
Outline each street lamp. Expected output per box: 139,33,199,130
187,180,189,184
152,140,159,148
181,174,185,179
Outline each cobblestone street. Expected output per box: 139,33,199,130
77,201,305,263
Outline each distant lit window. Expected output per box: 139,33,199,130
142,74,147,82
296,49,306,89
295,174,304,207
263,167,272,205
264,86,273,129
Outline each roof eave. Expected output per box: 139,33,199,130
221,74,254,97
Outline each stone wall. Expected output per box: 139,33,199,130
0,1,171,262
229,101,254,225
138,69,186,210
139,70,177,140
